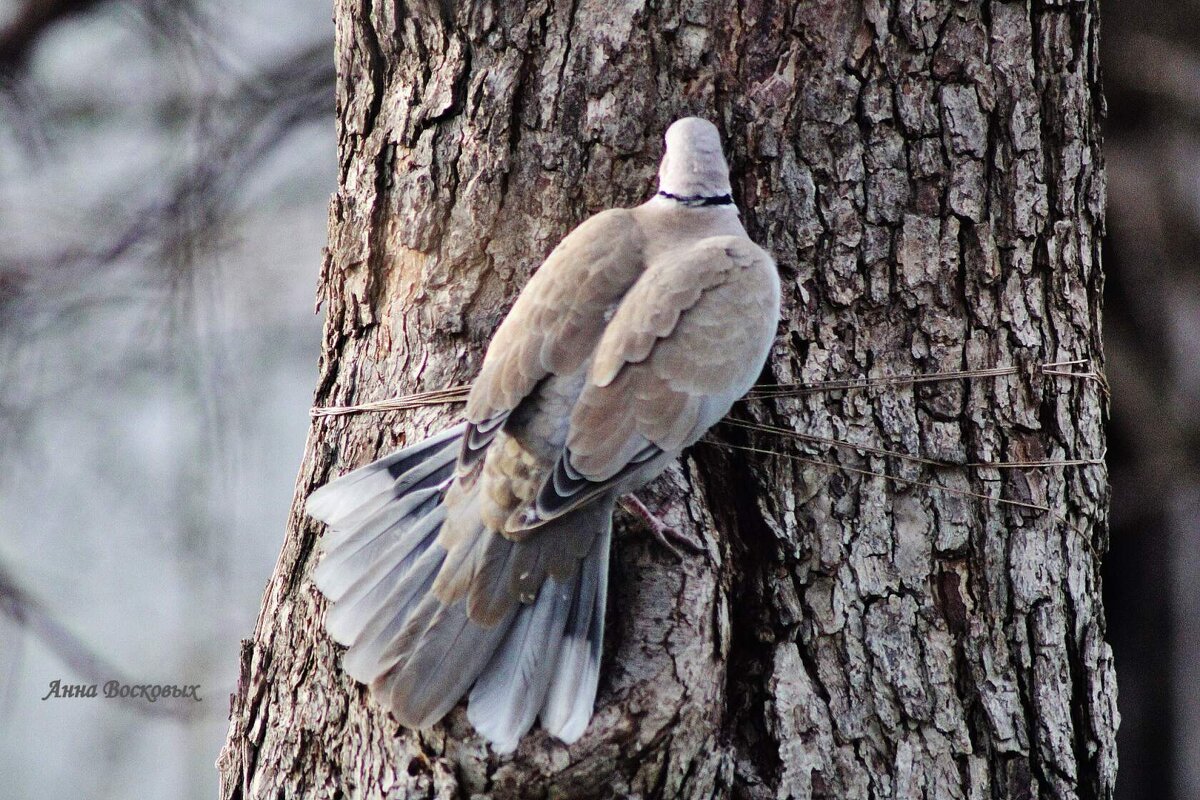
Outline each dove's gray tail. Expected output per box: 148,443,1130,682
306,423,608,752
306,424,465,656
306,424,466,536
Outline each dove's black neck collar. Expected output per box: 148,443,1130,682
656,190,735,208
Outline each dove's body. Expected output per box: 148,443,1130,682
307,118,780,753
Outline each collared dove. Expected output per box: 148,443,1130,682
307,117,780,753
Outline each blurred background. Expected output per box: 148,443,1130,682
1101,2,1200,798
0,1,1190,798
0,1,330,797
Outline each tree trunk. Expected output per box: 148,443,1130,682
217,1,1114,798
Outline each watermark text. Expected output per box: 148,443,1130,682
41,680,202,703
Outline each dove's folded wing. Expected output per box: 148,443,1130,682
512,235,780,530
459,209,648,477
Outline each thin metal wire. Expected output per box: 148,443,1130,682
719,418,1105,471
311,385,470,417
305,361,1107,519
745,365,1020,398
308,360,1105,482
698,435,1103,559
310,360,1105,417
744,359,1108,399
698,438,1052,513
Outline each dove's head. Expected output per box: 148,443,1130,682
657,117,733,204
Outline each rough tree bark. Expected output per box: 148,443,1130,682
218,1,1114,798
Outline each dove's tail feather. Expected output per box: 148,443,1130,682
466,572,577,751
306,422,466,534
307,422,610,750
306,424,463,674
466,517,611,752
539,524,609,743
370,502,610,746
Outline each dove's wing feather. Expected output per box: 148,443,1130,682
459,209,647,477
522,235,780,527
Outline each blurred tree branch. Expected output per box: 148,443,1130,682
1107,32,1200,123
0,559,203,720
0,0,111,72
0,35,334,321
